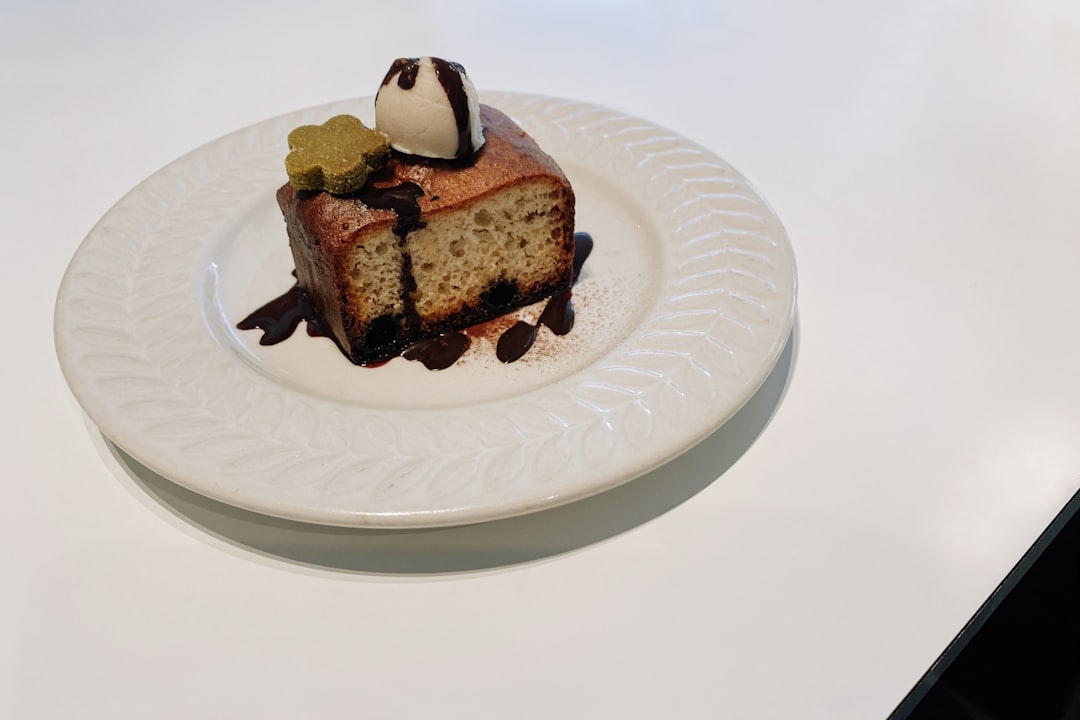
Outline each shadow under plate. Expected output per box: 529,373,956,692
102,323,798,575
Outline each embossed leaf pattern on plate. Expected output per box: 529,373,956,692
54,93,796,528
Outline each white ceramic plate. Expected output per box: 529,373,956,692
55,92,796,528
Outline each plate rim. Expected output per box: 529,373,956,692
54,91,797,528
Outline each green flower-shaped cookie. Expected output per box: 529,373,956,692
285,115,389,194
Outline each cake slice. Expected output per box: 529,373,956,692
276,104,576,365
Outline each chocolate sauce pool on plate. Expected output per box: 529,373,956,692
402,332,472,371
236,272,330,344
238,232,593,369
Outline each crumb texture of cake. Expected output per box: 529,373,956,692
407,181,570,331
276,104,575,364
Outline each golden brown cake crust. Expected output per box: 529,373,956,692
276,104,576,364
277,105,572,252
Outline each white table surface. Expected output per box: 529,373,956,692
6,1,1080,717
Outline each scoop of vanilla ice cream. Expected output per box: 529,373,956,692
375,57,485,160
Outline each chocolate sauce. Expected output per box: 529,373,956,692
383,57,420,90
236,275,330,345
402,333,471,370
356,181,425,238
445,231,592,364
496,321,539,363
354,179,426,336
489,292,569,364
572,231,593,283
538,291,574,335
238,232,594,369
378,57,477,160
429,57,475,159
488,232,591,362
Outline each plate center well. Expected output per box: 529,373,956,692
205,161,659,411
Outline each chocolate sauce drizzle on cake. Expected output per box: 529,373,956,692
356,180,426,238
238,232,593,370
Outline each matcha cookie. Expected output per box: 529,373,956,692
285,115,389,194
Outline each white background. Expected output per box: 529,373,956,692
5,1,1080,717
